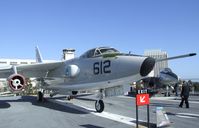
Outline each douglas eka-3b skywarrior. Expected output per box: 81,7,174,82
0,47,196,112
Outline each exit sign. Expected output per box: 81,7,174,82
136,93,150,106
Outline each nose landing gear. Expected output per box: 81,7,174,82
95,89,104,113
95,100,104,113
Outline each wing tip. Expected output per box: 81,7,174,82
189,53,197,56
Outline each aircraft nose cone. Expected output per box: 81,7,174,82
140,57,155,77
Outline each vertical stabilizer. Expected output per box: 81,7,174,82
36,46,43,63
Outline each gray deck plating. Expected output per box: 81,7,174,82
0,96,132,128
0,95,199,128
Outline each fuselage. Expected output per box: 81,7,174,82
159,68,178,85
44,48,155,91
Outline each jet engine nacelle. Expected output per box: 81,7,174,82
65,65,80,78
7,74,26,92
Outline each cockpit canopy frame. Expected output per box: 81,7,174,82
80,47,120,58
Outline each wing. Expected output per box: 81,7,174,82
0,65,13,78
0,61,64,78
156,53,196,62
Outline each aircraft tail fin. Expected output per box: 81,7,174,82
156,53,196,62
35,46,44,63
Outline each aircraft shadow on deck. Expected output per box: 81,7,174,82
0,101,11,109
75,97,97,102
80,124,105,128
0,96,94,114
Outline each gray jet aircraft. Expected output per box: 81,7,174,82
140,68,179,96
0,47,196,112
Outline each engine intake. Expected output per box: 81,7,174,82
7,74,26,92
65,65,80,78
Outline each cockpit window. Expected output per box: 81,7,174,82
80,47,119,58
161,68,172,73
99,48,119,54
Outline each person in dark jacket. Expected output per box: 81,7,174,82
179,81,190,108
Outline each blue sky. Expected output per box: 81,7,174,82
0,0,198,79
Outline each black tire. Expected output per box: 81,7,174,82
72,91,78,95
50,93,53,98
37,91,43,102
67,96,71,101
95,100,104,113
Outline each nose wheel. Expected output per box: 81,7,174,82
95,100,104,113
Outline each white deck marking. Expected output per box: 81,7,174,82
176,113,199,119
49,99,145,127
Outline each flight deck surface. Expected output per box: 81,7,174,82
0,95,199,128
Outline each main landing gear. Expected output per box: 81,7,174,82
95,89,104,113
37,90,44,102
66,91,78,100
37,89,105,113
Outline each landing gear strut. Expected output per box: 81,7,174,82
67,95,74,101
95,89,104,113
66,91,78,100
49,90,58,98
